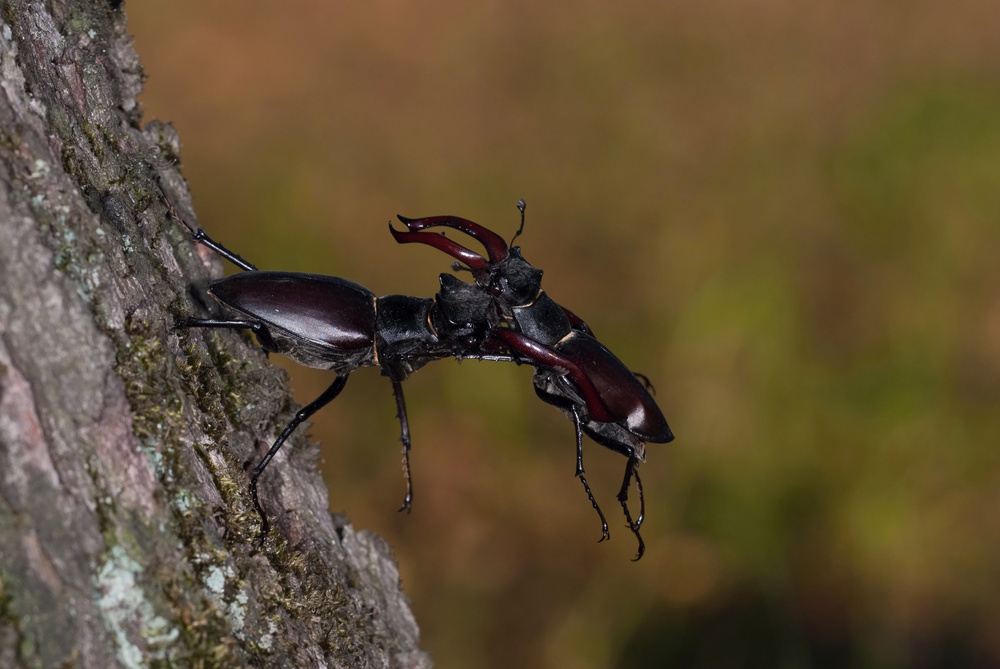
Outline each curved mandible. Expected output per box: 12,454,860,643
396,215,510,264
388,223,490,271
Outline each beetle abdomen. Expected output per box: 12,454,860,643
210,271,377,352
555,331,674,444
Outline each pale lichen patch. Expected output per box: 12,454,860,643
94,545,178,669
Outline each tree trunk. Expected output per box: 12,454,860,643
0,1,430,666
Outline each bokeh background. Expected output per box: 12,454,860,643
128,2,1000,667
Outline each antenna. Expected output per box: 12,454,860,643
510,198,526,248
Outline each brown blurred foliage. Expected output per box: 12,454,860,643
129,1,1000,667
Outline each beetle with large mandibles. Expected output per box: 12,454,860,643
388,207,673,558
170,199,673,559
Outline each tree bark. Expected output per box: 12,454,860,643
0,1,430,666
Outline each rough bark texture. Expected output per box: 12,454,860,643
0,1,430,667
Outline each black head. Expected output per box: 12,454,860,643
389,213,543,309
432,273,496,341
487,247,542,307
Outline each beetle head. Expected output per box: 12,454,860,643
389,214,543,308
432,273,496,341
486,247,542,307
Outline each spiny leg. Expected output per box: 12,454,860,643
572,407,610,543
632,371,656,394
175,318,278,352
616,452,646,560
189,230,258,272
162,194,258,271
392,381,414,512
176,317,257,330
251,375,349,544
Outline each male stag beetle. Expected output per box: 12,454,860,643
169,198,672,558
389,204,673,558
167,201,511,543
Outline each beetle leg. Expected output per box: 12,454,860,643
176,318,278,353
176,317,257,330
631,371,656,395
189,229,258,272
493,329,615,423
251,374,350,545
572,407,610,543
616,452,646,561
162,195,258,271
391,380,414,513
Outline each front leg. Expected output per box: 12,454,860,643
391,380,414,512
162,194,259,271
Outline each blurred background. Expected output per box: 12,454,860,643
128,2,1000,667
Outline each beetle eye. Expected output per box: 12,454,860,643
490,281,504,297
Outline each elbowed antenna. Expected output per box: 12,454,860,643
509,198,526,248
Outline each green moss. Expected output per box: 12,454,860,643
66,17,89,35
81,122,106,166
0,125,18,152
118,323,185,446
60,144,80,177
124,214,371,663
0,573,23,636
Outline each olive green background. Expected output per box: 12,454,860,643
129,2,1000,667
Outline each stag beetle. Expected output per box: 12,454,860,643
169,199,672,558
388,205,673,558
168,206,514,543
